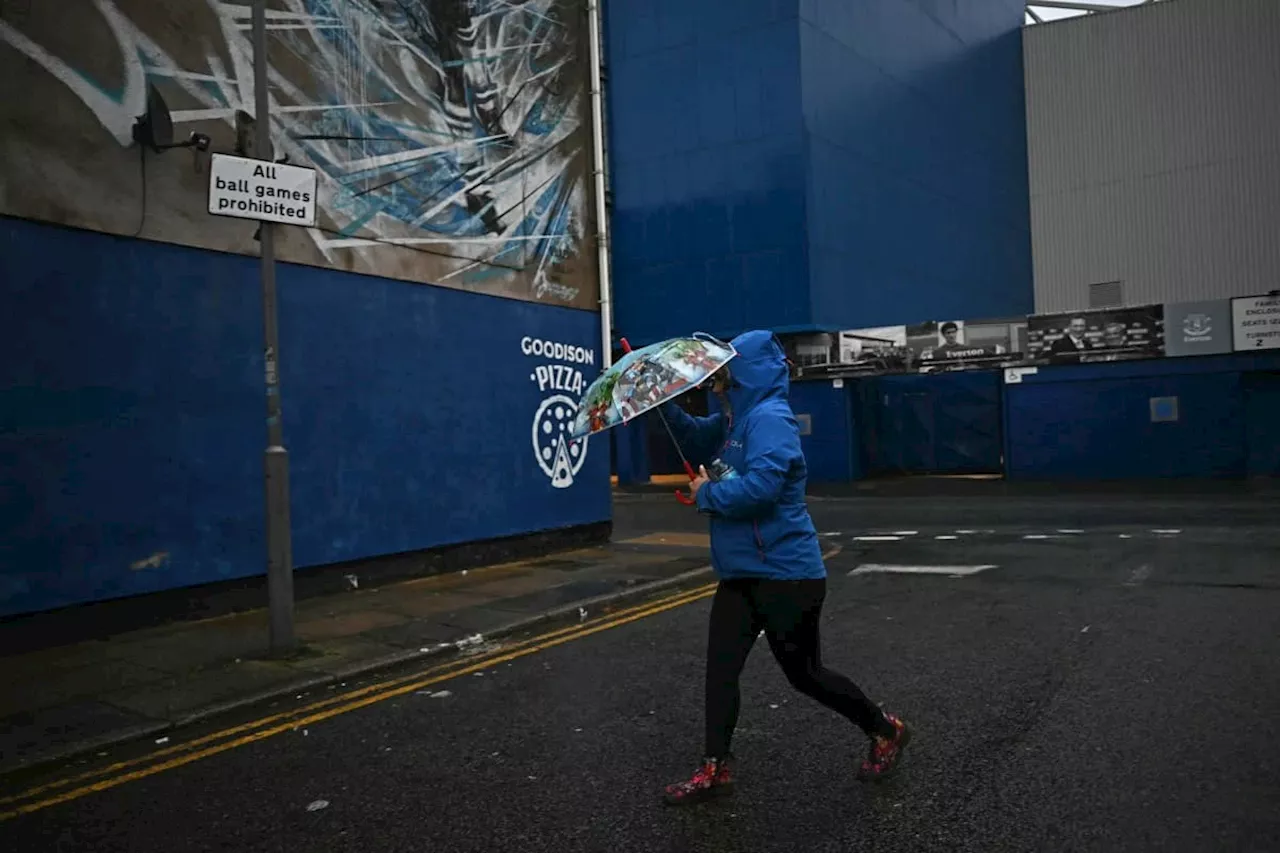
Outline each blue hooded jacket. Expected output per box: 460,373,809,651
660,330,825,581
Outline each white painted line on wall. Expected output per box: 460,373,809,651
853,535,904,542
849,564,997,577
1124,564,1153,587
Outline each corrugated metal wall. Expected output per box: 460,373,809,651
1024,0,1280,313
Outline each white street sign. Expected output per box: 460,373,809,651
208,153,318,228
1231,294,1280,351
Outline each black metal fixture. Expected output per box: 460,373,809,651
131,84,210,153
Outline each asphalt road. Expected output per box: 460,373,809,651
6,494,1280,852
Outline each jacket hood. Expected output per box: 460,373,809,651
724,330,789,415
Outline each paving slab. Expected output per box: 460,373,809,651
434,604,527,635
617,532,711,549
359,619,472,649
296,584,423,612
388,563,536,596
0,700,156,765
92,623,273,674
1,659,167,718
296,609,408,642
556,547,682,568
286,637,407,676
378,591,497,620
623,555,717,580
102,659,307,722
460,568,577,601
486,578,629,615
0,640,123,681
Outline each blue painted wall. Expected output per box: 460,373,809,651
605,0,1032,345
802,0,1032,328
613,419,651,485
790,380,860,482
0,218,610,618
1005,355,1280,480
605,0,808,346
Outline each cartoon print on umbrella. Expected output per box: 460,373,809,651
570,334,737,504
570,335,735,439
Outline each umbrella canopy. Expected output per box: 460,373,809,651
568,335,736,439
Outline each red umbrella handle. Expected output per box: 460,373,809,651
675,460,698,505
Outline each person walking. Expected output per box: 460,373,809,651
658,330,911,806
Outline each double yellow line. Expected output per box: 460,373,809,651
0,581,718,822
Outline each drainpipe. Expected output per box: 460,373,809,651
586,0,614,368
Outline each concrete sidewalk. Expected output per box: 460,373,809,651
0,534,714,776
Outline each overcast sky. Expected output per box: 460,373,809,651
1026,0,1157,25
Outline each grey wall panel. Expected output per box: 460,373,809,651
1024,0,1280,313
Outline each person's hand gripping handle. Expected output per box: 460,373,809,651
677,463,710,506
675,461,698,505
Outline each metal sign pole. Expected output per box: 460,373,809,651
253,0,296,654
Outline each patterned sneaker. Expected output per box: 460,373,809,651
662,756,734,805
858,714,912,781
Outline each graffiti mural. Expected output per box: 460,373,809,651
0,0,595,307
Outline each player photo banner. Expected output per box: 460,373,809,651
1027,304,1165,364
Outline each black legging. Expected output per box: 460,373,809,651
704,578,892,758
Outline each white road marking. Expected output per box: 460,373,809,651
1057,529,1084,534
1023,534,1055,540
934,535,958,540
1151,529,1182,535
849,564,997,577
955,529,977,534
891,531,920,536
853,535,904,542
1118,534,1133,539
1124,564,1153,587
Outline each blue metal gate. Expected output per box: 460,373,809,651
1244,371,1280,478
858,371,1003,476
